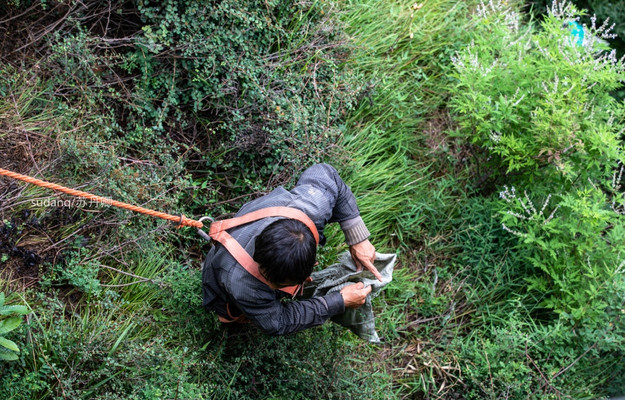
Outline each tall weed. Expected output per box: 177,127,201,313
448,1,625,397
450,1,624,187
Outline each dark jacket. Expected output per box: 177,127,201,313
201,164,370,335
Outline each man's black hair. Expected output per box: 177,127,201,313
254,219,316,286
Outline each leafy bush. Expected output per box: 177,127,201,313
20,0,360,204
452,0,625,328
450,0,624,187
449,193,625,398
500,183,625,326
448,1,625,397
526,0,625,55
0,292,219,400
457,310,625,399
0,286,384,400
0,292,30,361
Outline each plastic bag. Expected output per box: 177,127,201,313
302,251,396,343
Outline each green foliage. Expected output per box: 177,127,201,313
336,0,485,250
528,0,625,99
34,0,361,207
527,0,625,58
0,287,386,399
450,194,625,398
458,318,539,399
0,293,30,362
456,311,624,399
450,1,625,186
5,0,625,399
41,249,102,297
500,183,625,326
0,293,216,400
446,2,625,397
588,0,625,42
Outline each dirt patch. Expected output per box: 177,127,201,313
0,115,61,175
423,109,455,154
421,108,474,177
0,215,49,290
0,116,64,291
0,133,34,175
359,246,474,400
0,201,89,290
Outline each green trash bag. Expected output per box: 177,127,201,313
301,251,396,344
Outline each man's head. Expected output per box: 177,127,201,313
254,219,316,288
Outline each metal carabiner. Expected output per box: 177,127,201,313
197,216,215,242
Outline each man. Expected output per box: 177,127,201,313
202,163,382,335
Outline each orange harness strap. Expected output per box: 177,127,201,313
217,304,249,324
209,206,320,299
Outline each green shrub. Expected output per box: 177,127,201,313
526,1,625,100
449,193,625,398
27,0,360,205
526,0,625,55
0,295,217,399
5,0,361,217
450,0,624,187
451,0,625,335
0,292,30,362
456,310,625,399
447,2,625,397
500,183,625,325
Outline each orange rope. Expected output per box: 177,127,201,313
0,168,203,229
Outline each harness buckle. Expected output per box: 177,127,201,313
197,216,215,242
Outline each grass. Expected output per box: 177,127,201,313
4,0,622,399
334,0,483,246
2,2,417,398
329,0,488,397
0,0,485,398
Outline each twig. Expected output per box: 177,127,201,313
206,190,268,209
0,3,40,25
10,93,43,177
9,2,78,55
97,262,157,285
100,280,152,288
551,343,597,380
525,341,553,393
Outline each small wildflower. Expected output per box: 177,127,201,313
507,210,531,221
539,194,552,216
543,204,560,225
549,0,575,19
409,32,414,39
502,223,528,238
489,131,501,143
612,162,623,191
412,3,423,10
612,162,625,215
499,185,516,203
524,191,537,214
617,255,625,274
563,82,575,96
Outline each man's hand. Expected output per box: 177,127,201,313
349,239,383,281
340,282,372,308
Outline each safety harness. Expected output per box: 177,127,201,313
0,168,320,324
208,206,320,323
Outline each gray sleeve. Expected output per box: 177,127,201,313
230,280,345,335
